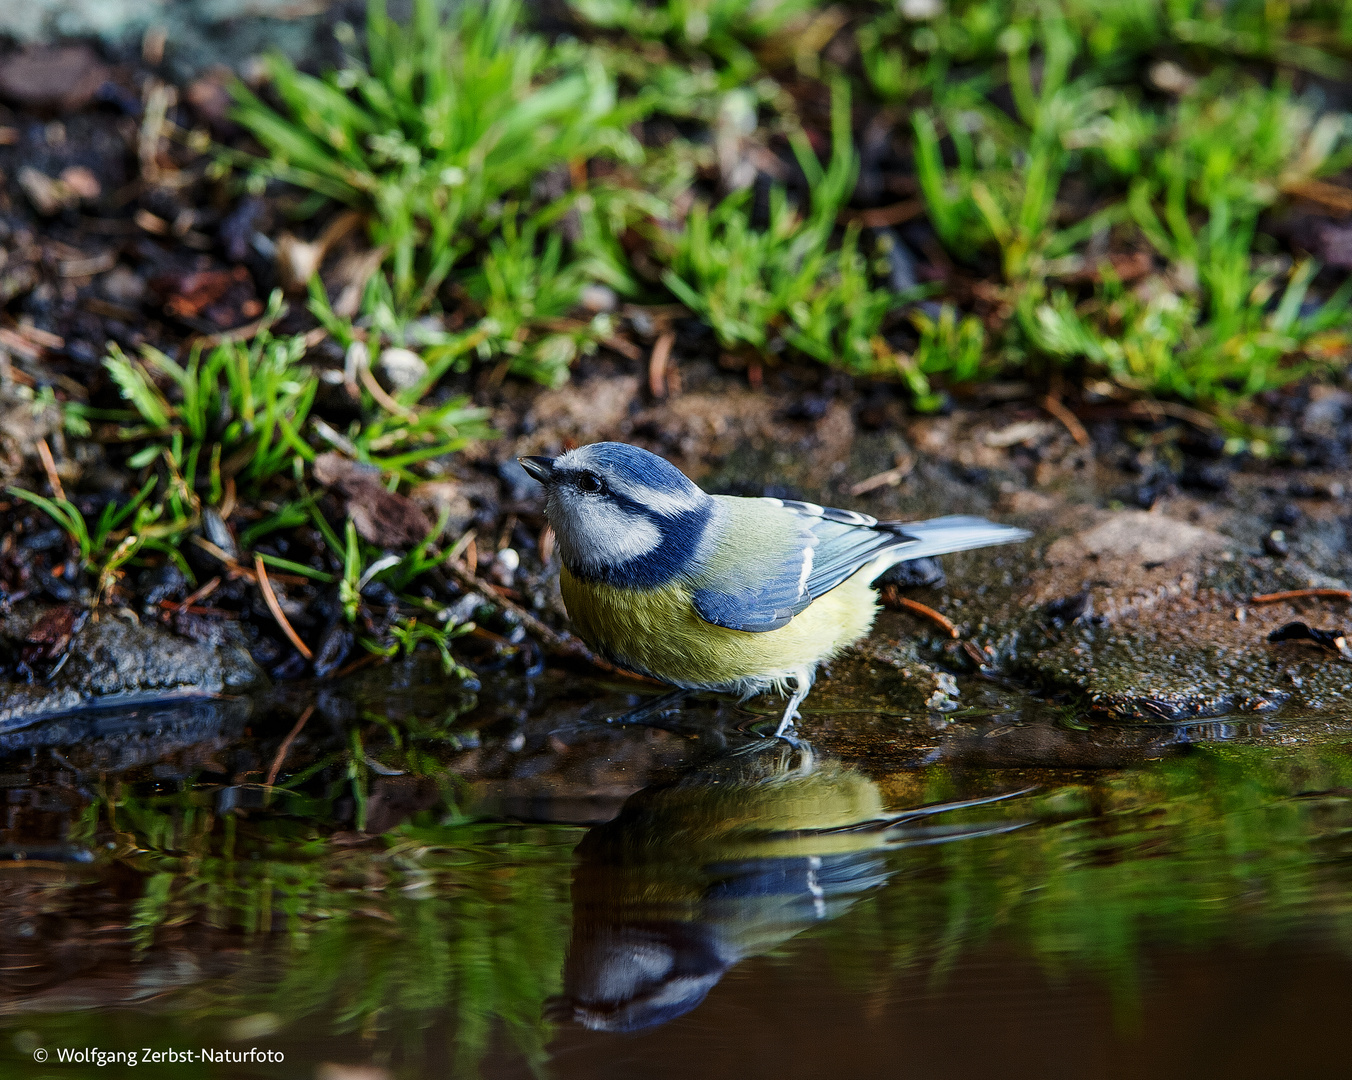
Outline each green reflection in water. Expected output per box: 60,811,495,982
816,744,1352,1027
3,739,1352,1077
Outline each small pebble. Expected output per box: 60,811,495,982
1263,530,1289,558
378,347,428,392
580,284,617,313
491,547,520,587
59,166,101,200
99,265,145,305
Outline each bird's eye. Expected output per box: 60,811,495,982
576,472,604,494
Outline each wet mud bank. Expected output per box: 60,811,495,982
6,364,1352,749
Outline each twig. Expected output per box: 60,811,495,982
186,537,307,586
602,335,642,362
648,331,676,398
841,199,924,228
890,594,960,638
849,454,915,496
156,601,238,618
1251,589,1352,604
163,575,221,611
960,640,990,667
35,438,66,502
1042,395,1090,448
254,554,313,660
190,314,267,348
1130,399,1220,432
18,324,64,349
266,705,314,787
332,652,383,679
1282,177,1352,215
358,360,417,421
189,535,249,575
219,478,237,521
0,327,43,360
0,352,35,386
314,210,363,256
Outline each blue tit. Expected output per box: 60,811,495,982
518,442,1030,734
556,739,1030,1032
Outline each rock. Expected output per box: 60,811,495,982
1045,510,1230,569
965,509,1352,721
0,604,266,734
579,284,618,313
0,697,251,770
58,165,101,200
377,347,427,393
275,231,323,292
0,45,110,111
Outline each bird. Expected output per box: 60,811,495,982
556,737,1029,1032
518,442,1030,736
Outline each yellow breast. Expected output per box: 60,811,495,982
559,566,880,691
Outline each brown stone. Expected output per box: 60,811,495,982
0,45,110,111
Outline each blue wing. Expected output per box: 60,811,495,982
690,499,1029,633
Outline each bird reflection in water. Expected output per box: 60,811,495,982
552,737,1027,1032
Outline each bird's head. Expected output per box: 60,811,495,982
518,442,713,584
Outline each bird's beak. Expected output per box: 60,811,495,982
518,455,555,483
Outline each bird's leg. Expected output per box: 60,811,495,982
773,675,812,739
606,687,689,727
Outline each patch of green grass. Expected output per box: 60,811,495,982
656,81,908,372
1032,75,1352,404
103,290,315,491
230,0,642,319
462,206,613,386
569,0,820,87
198,0,1352,414
903,15,1352,410
570,0,818,49
912,20,1120,284
5,478,191,603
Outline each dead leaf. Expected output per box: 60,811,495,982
313,452,432,549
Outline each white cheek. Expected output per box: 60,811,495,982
549,491,661,569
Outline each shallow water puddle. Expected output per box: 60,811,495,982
3,676,1352,1080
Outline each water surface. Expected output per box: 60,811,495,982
3,673,1352,1079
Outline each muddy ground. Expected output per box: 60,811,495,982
6,353,1352,792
